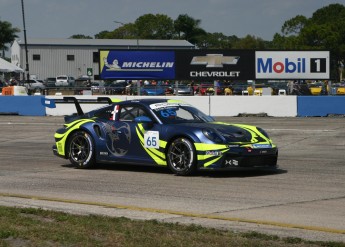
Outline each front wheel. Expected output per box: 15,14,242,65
167,138,196,176
68,131,95,168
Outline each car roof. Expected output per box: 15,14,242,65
119,98,168,106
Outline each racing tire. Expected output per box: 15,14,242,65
67,131,95,169
167,138,196,176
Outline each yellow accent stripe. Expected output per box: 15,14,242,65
1,192,344,235
204,156,222,167
167,99,185,104
194,143,228,151
135,126,166,166
55,119,95,156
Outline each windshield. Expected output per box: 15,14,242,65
150,102,213,124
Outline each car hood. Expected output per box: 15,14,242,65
177,122,269,143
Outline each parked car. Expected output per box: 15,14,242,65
330,83,345,95
105,81,128,95
91,82,105,94
140,85,166,96
45,77,56,87
308,82,327,95
55,75,75,87
22,79,46,92
173,84,193,96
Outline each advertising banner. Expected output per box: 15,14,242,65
175,50,255,80
99,50,175,80
255,51,330,80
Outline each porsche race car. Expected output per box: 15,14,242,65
52,98,278,175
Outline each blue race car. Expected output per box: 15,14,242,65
52,97,278,175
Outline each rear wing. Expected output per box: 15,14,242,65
42,96,119,116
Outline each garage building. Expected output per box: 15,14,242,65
10,38,195,81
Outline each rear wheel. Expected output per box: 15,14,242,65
68,131,95,168
167,138,196,176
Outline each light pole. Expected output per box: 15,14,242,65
113,20,139,49
21,0,29,84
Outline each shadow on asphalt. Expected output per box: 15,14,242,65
61,163,287,178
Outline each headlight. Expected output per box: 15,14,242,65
202,129,223,143
256,127,269,138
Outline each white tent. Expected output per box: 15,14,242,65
0,57,24,73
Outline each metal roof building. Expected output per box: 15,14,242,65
11,38,195,80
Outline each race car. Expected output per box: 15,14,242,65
52,97,278,175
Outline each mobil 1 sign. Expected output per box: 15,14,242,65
255,51,330,80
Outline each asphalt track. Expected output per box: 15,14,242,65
0,116,344,242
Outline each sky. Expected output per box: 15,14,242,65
1,0,344,42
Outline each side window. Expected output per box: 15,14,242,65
119,106,148,121
93,106,113,120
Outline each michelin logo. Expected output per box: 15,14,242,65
104,57,174,72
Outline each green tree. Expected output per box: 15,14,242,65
135,14,175,39
69,34,93,39
174,14,207,44
199,33,239,49
94,30,113,39
271,3,345,80
233,35,267,49
0,19,20,57
110,23,138,39
95,14,175,40
281,15,308,36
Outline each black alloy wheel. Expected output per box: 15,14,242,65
167,138,196,176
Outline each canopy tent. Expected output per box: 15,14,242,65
0,57,24,73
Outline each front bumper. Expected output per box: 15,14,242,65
199,147,278,170
52,144,66,159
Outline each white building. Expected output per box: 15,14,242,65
11,38,194,80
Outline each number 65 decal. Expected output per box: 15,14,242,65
144,131,160,149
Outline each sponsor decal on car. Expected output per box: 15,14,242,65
252,144,272,149
205,150,222,156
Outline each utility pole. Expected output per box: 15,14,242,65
21,0,30,84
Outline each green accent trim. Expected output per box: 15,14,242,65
194,143,228,151
55,119,95,156
204,156,222,167
136,124,167,166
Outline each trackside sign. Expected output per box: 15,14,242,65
255,51,330,79
99,50,175,80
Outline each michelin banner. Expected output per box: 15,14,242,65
100,50,175,80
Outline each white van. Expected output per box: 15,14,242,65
55,75,75,87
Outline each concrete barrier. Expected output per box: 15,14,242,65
1,95,344,117
45,95,297,117
0,96,46,116
297,96,345,117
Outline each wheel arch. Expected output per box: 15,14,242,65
64,126,96,159
165,132,199,155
